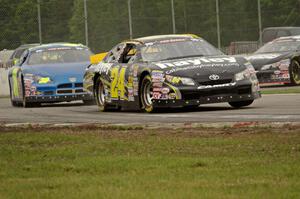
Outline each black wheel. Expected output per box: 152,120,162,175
290,60,300,85
8,80,19,107
82,99,96,105
95,77,117,111
140,75,155,113
229,100,254,108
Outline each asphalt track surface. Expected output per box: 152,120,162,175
0,93,299,124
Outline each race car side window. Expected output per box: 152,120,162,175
103,43,125,63
118,43,138,64
18,50,29,66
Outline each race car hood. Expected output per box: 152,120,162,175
21,62,90,83
246,52,292,70
152,55,246,81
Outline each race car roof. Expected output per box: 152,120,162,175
28,43,87,52
274,35,300,42
133,34,199,44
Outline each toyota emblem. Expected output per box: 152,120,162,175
209,74,220,81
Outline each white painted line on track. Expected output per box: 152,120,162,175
221,115,300,119
262,93,300,96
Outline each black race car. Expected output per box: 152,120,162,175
247,36,300,86
83,34,261,112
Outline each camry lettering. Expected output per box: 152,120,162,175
197,82,236,89
156,57,237,69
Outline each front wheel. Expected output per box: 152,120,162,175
95,77,118,111
140,75,155,113
9,80,21,107
290,60,300,85
229,100,254,108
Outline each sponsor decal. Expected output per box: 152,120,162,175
161,87,170,94
274,70,281,75
165,62,239,75
133,65,139,77
128,88,134,101
159,38,187,44
25,90,31,96
160,94,169,99
153,82,163,87
152,77,165,83
169,93,176,99
197,82,236,89
153,88,162,92
247,54,281,60
133,79,139,96
152,92,162,99
156,57,237,69
282,73,290,78
151,70,164,78
96,63,113,75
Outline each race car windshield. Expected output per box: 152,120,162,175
255,40,300,53
141,39,223,62
27,48,91,65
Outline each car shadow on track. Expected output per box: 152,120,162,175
118,105,256,114
40,101,95,108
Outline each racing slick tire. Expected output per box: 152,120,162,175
140,75,155,113
290,60,300,85
95,77,118,111
229,100,254,108
8,80,21,107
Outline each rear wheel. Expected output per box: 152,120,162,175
140,75,155,113
290,60,300,85
229,100,254,108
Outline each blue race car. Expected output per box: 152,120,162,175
8,43,94,107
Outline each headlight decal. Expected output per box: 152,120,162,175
165,75,196,86
23,75,36,97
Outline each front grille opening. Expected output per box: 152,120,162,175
198,79,232,86
57,90,73,94
75,83,83,87
57,83,72,88
237,86,252,95
75,89,84,93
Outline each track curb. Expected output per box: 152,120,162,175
1,121,300,130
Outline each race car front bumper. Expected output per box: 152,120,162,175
152,80,261,108
24,93,93,103
153,92,260,107
256,70,290,85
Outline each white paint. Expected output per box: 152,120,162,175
0,68,10,96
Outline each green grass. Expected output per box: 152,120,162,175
261,86,300,94
0,127,300,199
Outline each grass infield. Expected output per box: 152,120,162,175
0,126,299,198
260,86,300,94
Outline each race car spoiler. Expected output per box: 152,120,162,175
90,52,108,64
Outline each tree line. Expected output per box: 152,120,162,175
0,0,299,53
